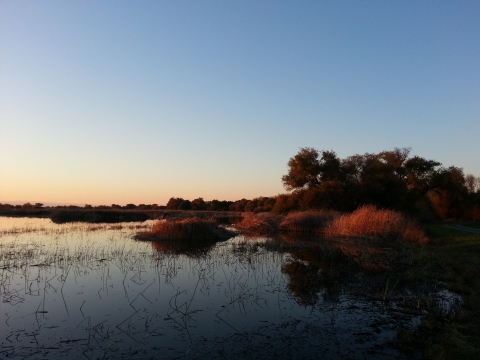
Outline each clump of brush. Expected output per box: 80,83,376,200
279,210,339,233
136,217,235,242
235,213,283,235
324,205,428,243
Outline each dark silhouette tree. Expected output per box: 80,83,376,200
191,198,207,210
428,166,468,219
229,198,249,212
178,200,192,210
282,147,321,190
166,198,184,210
404,156,441,195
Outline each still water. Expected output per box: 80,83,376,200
0,217,424,359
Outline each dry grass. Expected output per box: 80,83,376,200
279,210,339,233
136,217,235,241
235,213,283,235
325,205,428,243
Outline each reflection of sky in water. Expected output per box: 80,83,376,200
0,217,422,359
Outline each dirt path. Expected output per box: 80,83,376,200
443,224,480,235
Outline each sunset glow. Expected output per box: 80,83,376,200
1,1,479,205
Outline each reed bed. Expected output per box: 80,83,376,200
324,205,428,243
137,217,235,241
279,210,339,233
235,213,283,235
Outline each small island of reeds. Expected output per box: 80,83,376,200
135,217,236,242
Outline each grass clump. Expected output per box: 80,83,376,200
279,210,339,233
325,205,428,243
137,217,235,241
236,213,283,235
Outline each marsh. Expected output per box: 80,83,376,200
0,217,459,359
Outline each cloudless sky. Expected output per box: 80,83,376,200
1,1,479,205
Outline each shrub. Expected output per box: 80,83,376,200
235,213,283,235
324,205,428,243
144,217,234,241
279,210,339,233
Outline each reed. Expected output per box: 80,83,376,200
137,217,234,241
324,205,428,243
279,210,339,233
235,213,283,235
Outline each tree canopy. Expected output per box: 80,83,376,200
280,147,479,219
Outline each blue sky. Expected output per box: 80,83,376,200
1,1,479,205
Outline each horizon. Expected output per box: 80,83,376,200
1,1,479,205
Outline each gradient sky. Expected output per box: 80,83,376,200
1,1,479,206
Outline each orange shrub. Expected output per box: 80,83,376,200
325,205,428,243
236,213,283,235
147,217,234,241
279,210,339,233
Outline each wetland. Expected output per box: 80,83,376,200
0,216,469,359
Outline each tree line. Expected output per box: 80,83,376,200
0,203,165,210
2,147,479,220
276,147,480,220
159,147,480,220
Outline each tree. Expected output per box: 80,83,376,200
178,200,192,210
428,166,468,219
229,198,249,212
465,174,480,193
281,147,321,191
403,156,441,195
359,158,408,209
378,147,411,178
191,198,207,210
166,198,184,210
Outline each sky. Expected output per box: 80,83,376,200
1,1,479,206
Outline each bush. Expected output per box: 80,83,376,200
235,213,283,235
279,210,339,233
143,217,235,241
324,205,428,243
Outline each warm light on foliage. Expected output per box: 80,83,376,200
325,205,428,243
144,217,234,241
279,210,339,233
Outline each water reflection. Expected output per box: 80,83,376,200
249,235,356,307
151,238,221,257
0,217,423,359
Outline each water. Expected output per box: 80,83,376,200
0,217,447,359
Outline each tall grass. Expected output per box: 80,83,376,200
137,217,234,241
324,205,428,243
235,213,283,235
279,210,339,233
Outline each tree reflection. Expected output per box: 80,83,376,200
262,235,362,307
